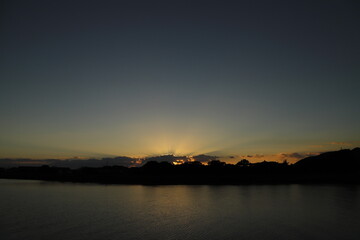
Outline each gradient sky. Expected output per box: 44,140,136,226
1,0,359,163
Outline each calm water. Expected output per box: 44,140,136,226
0,179,359,240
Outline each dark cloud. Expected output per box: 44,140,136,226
142,155,186,164
244,154,264,158
51,156,138,168
0,157,139,169
192,154,218,163
0,159,53,168
141,154,219,165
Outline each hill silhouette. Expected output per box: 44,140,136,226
0,148,359,184
294,148,360,173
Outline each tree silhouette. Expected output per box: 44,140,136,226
208,160,226,167
236,159,250,167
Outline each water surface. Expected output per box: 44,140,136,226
0,179,359,240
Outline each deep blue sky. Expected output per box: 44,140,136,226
1,0,359,162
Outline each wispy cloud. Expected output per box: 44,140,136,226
309,144,326,148
278,152,318,160
330,142,353,146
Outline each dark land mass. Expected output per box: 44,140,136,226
0,148,359,185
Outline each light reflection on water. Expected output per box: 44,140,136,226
0,179,359,240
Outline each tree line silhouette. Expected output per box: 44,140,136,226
0,148,359,184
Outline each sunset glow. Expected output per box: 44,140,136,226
0,0,359,164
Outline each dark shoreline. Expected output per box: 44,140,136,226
1,148,359,185
1,167,359,185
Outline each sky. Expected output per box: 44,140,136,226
1,0,359,164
